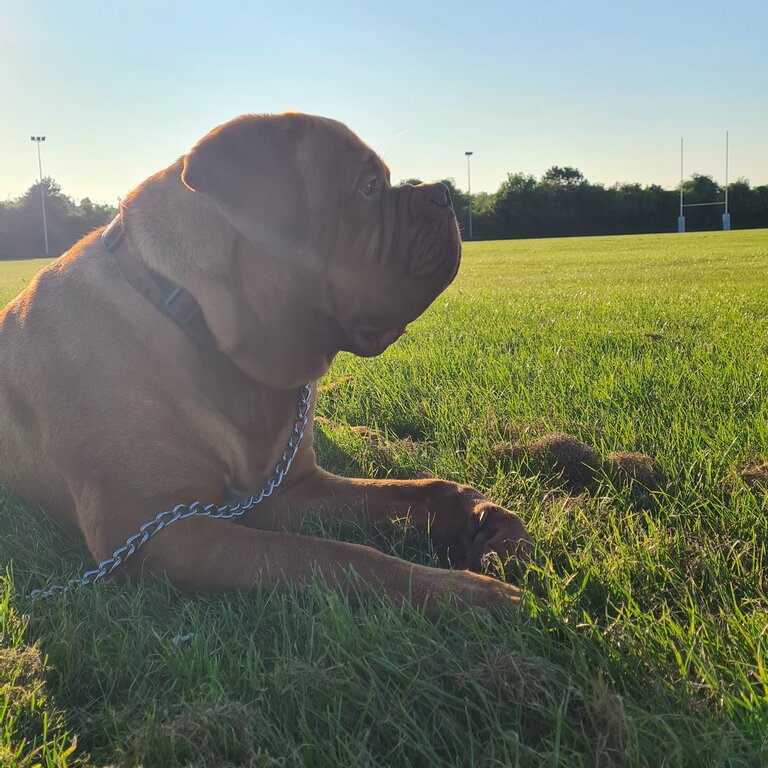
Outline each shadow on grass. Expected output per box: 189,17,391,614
0,461,761,767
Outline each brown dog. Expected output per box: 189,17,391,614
0,113,529,612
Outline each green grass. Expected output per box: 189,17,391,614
1,229,767,766
0,258,49,308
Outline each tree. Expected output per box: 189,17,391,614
541,166,586,187
498,172,536,195
681,173,721,202
0,179,116,260
680,174,724,232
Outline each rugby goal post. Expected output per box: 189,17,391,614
677,132,731,233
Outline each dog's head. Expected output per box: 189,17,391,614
181,113,461,362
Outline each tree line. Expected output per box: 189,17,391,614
2,170,767,260
0,180,116,261
415,169,768,240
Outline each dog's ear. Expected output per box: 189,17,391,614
181,113,309,246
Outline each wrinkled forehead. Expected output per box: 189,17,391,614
297,116,390,184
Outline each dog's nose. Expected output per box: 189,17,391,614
428,182,453,210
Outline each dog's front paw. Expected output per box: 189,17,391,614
430,568,522,616
466,502,531,573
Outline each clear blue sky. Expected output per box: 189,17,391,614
2,0,766,204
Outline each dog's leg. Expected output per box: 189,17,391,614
249,469,531,571
78,506,519,612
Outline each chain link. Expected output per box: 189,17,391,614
29,383,312,599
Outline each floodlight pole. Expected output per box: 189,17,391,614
723,130,731,230
677,137,685,233
30,136,49,255
465,151,473,239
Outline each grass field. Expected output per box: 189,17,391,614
1,230,767,767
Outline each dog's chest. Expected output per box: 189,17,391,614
212,381,306,495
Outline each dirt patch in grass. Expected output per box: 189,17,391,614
0,644,45,710
0,639,80,766
495,432,601,490
740,461,768,489
349,425,386,444
605,451,660,491
494,433,661,493
527,433,602,488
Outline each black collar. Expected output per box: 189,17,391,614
101,215,215,347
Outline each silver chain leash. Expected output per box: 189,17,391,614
29,383,312,600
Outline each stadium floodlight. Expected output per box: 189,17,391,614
677,132,730,233
30,136,49,255
465,151,473,239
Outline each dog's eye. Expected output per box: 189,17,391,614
360,177,379,198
